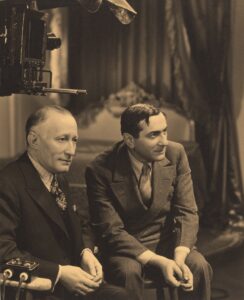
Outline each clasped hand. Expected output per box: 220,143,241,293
149,255,193,291
60,250,103,296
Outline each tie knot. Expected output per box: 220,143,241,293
50,175,59,193
141,163,151,176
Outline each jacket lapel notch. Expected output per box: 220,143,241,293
111,143,147,211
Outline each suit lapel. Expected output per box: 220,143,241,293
150,158,176,214
20,154,70,239
110,144,177,225
110,143,148,214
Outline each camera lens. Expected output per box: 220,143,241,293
46,33,61,51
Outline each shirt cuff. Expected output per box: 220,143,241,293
52,265,62,290
174,246,190,255
174,246,190,262
137,250,156,265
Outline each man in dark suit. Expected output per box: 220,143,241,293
0,105,128,300
85,103,212,300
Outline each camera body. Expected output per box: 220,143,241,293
2,258,39,283
0,0,61,96
0,0,136,97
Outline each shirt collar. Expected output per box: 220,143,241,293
28,153,54,191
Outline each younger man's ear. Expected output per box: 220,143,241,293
123,133,135,149
27,131,39,148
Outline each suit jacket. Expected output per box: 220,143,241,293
0,153,94,289
85,141,199,258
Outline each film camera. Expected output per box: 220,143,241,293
0,0,89,96
0,0,137,97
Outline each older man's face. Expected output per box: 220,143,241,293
33,111,78,173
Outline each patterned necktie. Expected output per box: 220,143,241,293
50,175,67,211
139,163,152,207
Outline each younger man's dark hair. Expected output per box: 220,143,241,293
120,103,162,138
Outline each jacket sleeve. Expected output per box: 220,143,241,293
85,165,148,258
0,181,59,286
172,144,199,249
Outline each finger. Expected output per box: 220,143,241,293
88,262,97,277
180,265,189,281
96,278,103,285
94,263,103,280
166,274,181,287
93,274,103,283
181,284,193,292
166,269,181,287
81,277,100,289
181,287,193,292
183,266,193,286
74,286,88,297
75,290,86,296
74,291,86,297
187,274,193,287
180,271,193,292
180,281,192,288
78,283,97,294
173,264,183,281
80,269,97,281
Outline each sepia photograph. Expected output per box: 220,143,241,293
0,1,244,299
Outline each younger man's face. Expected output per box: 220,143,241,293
33,111,78,173
130,112,168,162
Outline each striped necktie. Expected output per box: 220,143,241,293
50,175,67,211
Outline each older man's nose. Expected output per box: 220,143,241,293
65,141,76,156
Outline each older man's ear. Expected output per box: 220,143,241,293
27,131,39,149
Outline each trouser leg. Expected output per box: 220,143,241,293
104,256,144,300
90,283,129,300
179,249,213,300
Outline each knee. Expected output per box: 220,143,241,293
186,250,213,281
94,283,129,300
114,287,130,300
107,257,142,283
116,259,142,282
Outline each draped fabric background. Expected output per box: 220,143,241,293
68,1,172,109
67,0,243,227
47,8,70,106
180,0,244,226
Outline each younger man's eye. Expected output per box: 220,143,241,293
57,137,66,142
149,132,158,138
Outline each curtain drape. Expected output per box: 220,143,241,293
179,0,244,226
67,0,243,227
68,1,172,110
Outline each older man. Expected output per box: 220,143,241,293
0,105,128,300
86,103,212,300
